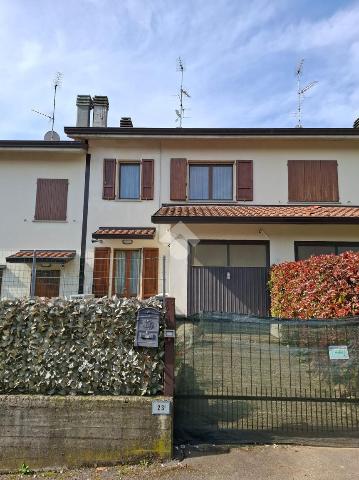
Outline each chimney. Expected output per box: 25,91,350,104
354,118,359,129
92,96,109,127
120,117,133,127
76,95,93,127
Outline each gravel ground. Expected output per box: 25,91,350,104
1,445,359,480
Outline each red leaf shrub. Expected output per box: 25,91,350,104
269,251,359,319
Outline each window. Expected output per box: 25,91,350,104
113,250,141,297
189,164,233,200
295,242,359,261
119,163,140,199
0,268,3,296
34,270,60,297
34,179,68,221
288,160,339,202
192,241,268,267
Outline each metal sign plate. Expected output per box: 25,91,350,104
135,307,160,348
329,345,349,360
152,400,171,415
164,329,176,338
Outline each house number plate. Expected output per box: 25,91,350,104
152,400,171,415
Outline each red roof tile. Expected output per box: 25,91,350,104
92,227,156,239
6,250,76,263
152,204,359,224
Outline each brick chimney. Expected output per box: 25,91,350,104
76,95,93,127
92,96,109,127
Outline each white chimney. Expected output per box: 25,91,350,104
76,95,93,127
92,96,109,127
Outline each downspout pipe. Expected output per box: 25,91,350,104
78,148,91,294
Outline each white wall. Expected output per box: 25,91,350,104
0,149,85,298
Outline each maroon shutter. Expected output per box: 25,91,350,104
142,248,159,299
320,160,339,202
288,160,339,202
103,159,116,200
92,247,111,297
236,160,253,201
170,158,187,201
34,179,68,221
141,159,154,200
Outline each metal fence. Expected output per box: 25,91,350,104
175,313,359,446
0,250,166,300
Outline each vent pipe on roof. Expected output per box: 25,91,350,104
120,117,133,127
354,118,359,129
92,96,109,127
76,95,93,127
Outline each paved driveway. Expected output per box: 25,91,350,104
1,445,358,479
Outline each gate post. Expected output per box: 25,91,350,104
164,297,175,396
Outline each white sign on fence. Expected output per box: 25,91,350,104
328,345,349,360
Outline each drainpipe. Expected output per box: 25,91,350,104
78,149,91,294
30,250,37,297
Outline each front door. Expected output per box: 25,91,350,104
113,250,141,297
188,241,270,316
34,270,60,297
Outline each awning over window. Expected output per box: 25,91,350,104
6,250,76,263
151,204,359,224
92,227,156,239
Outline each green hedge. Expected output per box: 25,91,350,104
0,297,164,395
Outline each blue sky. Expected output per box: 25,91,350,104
0,0,359,138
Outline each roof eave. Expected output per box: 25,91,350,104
151,215,359,225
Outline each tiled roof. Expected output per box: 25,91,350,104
92,227,156,239
151,204,359,224
6,250,76,263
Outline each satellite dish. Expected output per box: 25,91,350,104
44,130,60,141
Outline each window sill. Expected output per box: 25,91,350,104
287,201,341,205
32,220,68,223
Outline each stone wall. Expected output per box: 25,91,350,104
0,395,173,471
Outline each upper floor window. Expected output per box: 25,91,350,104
34,178,68,221
119,163,140,199
189,164,233,200
295,242,359,261
288,160,339,203
102,159,154,201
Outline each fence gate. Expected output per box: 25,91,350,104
174,313,359,446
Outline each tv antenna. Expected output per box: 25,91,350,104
32,72,63,140
175,57,190,127
295,59,318,128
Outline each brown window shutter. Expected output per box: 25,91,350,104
288,160,338,202
236,160,253,201
141,159,154,200
288,160,305,201
320,160,339,202
103,159,116,200
142,248,159,299
170,158,187,200
34,179,68,221
92,247,111,297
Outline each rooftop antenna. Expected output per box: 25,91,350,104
32,72,63,140
175,57,190,127
295,59,318,128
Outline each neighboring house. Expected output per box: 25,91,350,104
1,94,359,317
0,140,87,298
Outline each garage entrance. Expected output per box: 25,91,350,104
188,241,270,316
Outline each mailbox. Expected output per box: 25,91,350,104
134,307,160,348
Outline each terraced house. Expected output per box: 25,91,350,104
1,95,359,315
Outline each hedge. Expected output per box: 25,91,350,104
270,251,359,319
0,296,164,395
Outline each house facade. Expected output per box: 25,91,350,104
0,140,87,298
1,95,359,316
